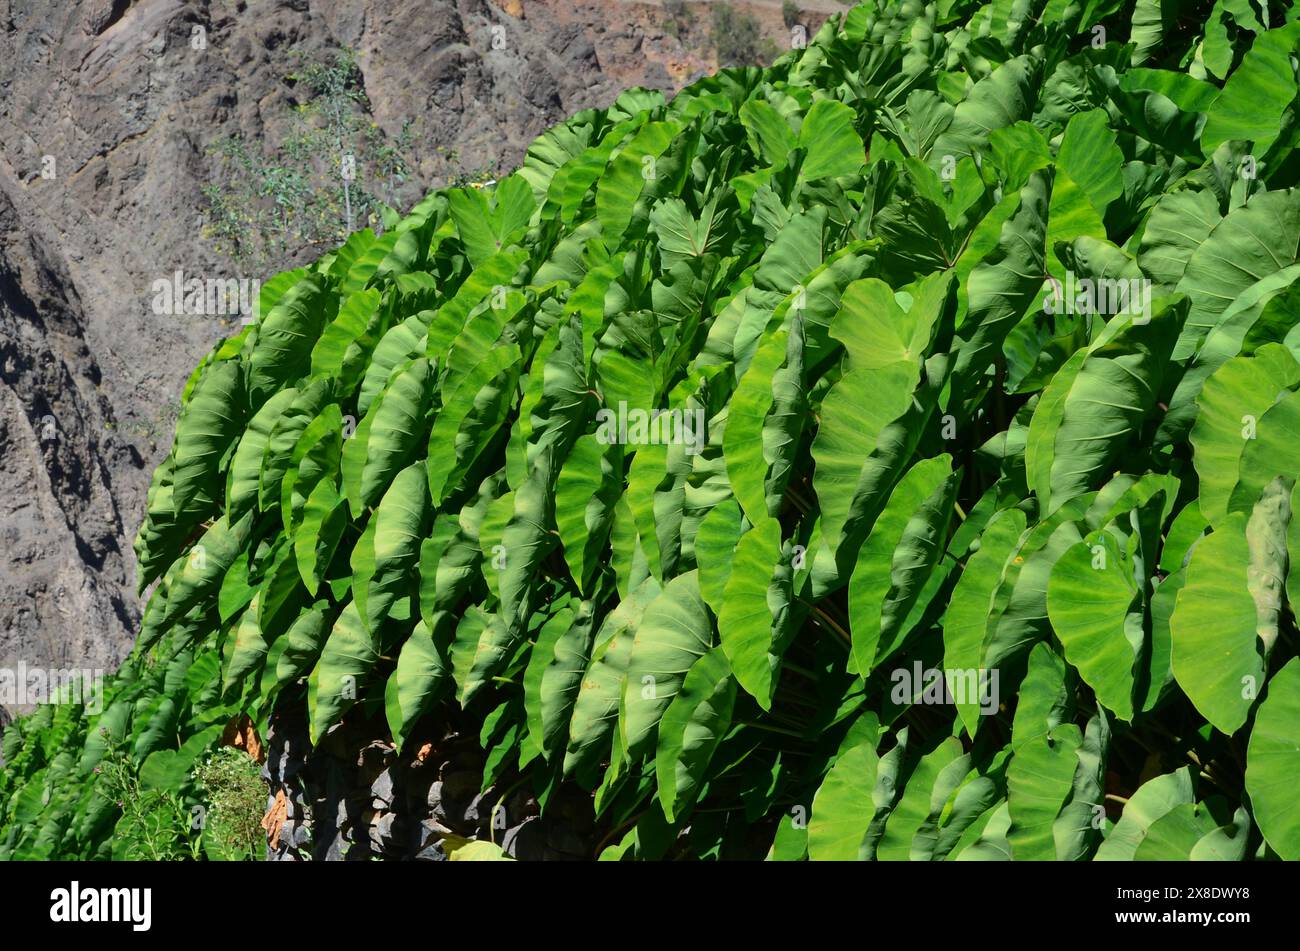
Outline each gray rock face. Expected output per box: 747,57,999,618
0,176,137,694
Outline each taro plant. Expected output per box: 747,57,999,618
4,0,1300,861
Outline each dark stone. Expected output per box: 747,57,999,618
414,839,449,861
501,816,547,860
256,693,600,860
369,811,399,852
370,768,394,807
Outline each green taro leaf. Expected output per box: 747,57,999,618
1047,530,1142,721
248,276,337,404
385,619,451,751
1191,345,1300,529
620,571,713,761
308,601,378,742
808,738,880,861
654,646,737,822
1045,298,1185,511
1245,658,1300,861
1095,768,1195,861
943,507,1026,737
1169,513,1266,734
344,357,433,517
849,454,958,676
172,359,245,517
798,100,865,182
717,515,789,709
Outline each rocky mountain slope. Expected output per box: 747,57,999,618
0,0,832,704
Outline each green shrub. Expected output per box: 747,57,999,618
96,752,203,861
663,0,693,38
202,49,418,269
4,0,1300,862
194,748,267,860
710,3,778,66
